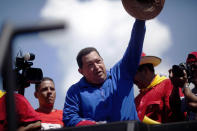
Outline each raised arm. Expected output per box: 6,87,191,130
117,19,146,79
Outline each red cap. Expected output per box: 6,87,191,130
186,52,197,63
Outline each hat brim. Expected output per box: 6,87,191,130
140,56,161,67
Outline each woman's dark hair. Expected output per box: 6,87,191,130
76,47,101,68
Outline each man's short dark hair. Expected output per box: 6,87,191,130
76,47,101,68
35,77,54,92
138,63,155,73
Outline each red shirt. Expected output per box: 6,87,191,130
135,79,174,123
0,93,40,130
35,109,64,126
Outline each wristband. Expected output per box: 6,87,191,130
76,120,96,127
182,86,189,92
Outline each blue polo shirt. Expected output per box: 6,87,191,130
63,19,146,126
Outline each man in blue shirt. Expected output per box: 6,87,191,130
63,19,146,127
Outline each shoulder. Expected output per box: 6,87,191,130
54,109,63,114
14,93,34,109
14,93,24,98
159,79,173,87
14,93,29,103
14,94,35,113
156,79,173,94
67,83,80,93
163,79,172,84
66,82,83,99
67,77,89,93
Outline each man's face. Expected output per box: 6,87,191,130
134,69,148,90
36,80,56,107
188,61,197,85
133,65,152,90
79,51,107,85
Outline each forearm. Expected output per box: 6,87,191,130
183,87,197,102
126,19,145,63
64,88,83,127
17,121,41,131
63,110,82,127
187,102,197,112
121,19,146,76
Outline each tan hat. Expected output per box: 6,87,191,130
140,52,161,67
121,0,165,20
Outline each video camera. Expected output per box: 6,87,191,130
14,51,43,94
172,62,192,83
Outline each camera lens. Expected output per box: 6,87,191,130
172,65,185,77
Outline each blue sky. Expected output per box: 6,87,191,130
1,0,197,110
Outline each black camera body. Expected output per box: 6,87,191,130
15,53,43,94
172,62,192,83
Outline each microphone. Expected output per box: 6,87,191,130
23,53,35,61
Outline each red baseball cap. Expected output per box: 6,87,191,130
186,52,197,63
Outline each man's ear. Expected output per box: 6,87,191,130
78,68,83,75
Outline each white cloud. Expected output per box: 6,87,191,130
39,0,172,96
144,20,172,56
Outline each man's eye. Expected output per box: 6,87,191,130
41,88,47,91
50,88,55,91
88,64,93,67
97,60,102,63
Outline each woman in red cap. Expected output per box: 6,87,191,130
170,51,197,120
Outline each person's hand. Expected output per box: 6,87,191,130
169,68,188,88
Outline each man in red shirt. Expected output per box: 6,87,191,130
34,77,64,130
0,92,41,131
134,53,185,124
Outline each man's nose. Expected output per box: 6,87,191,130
47,88,52,93
94,63,100,69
